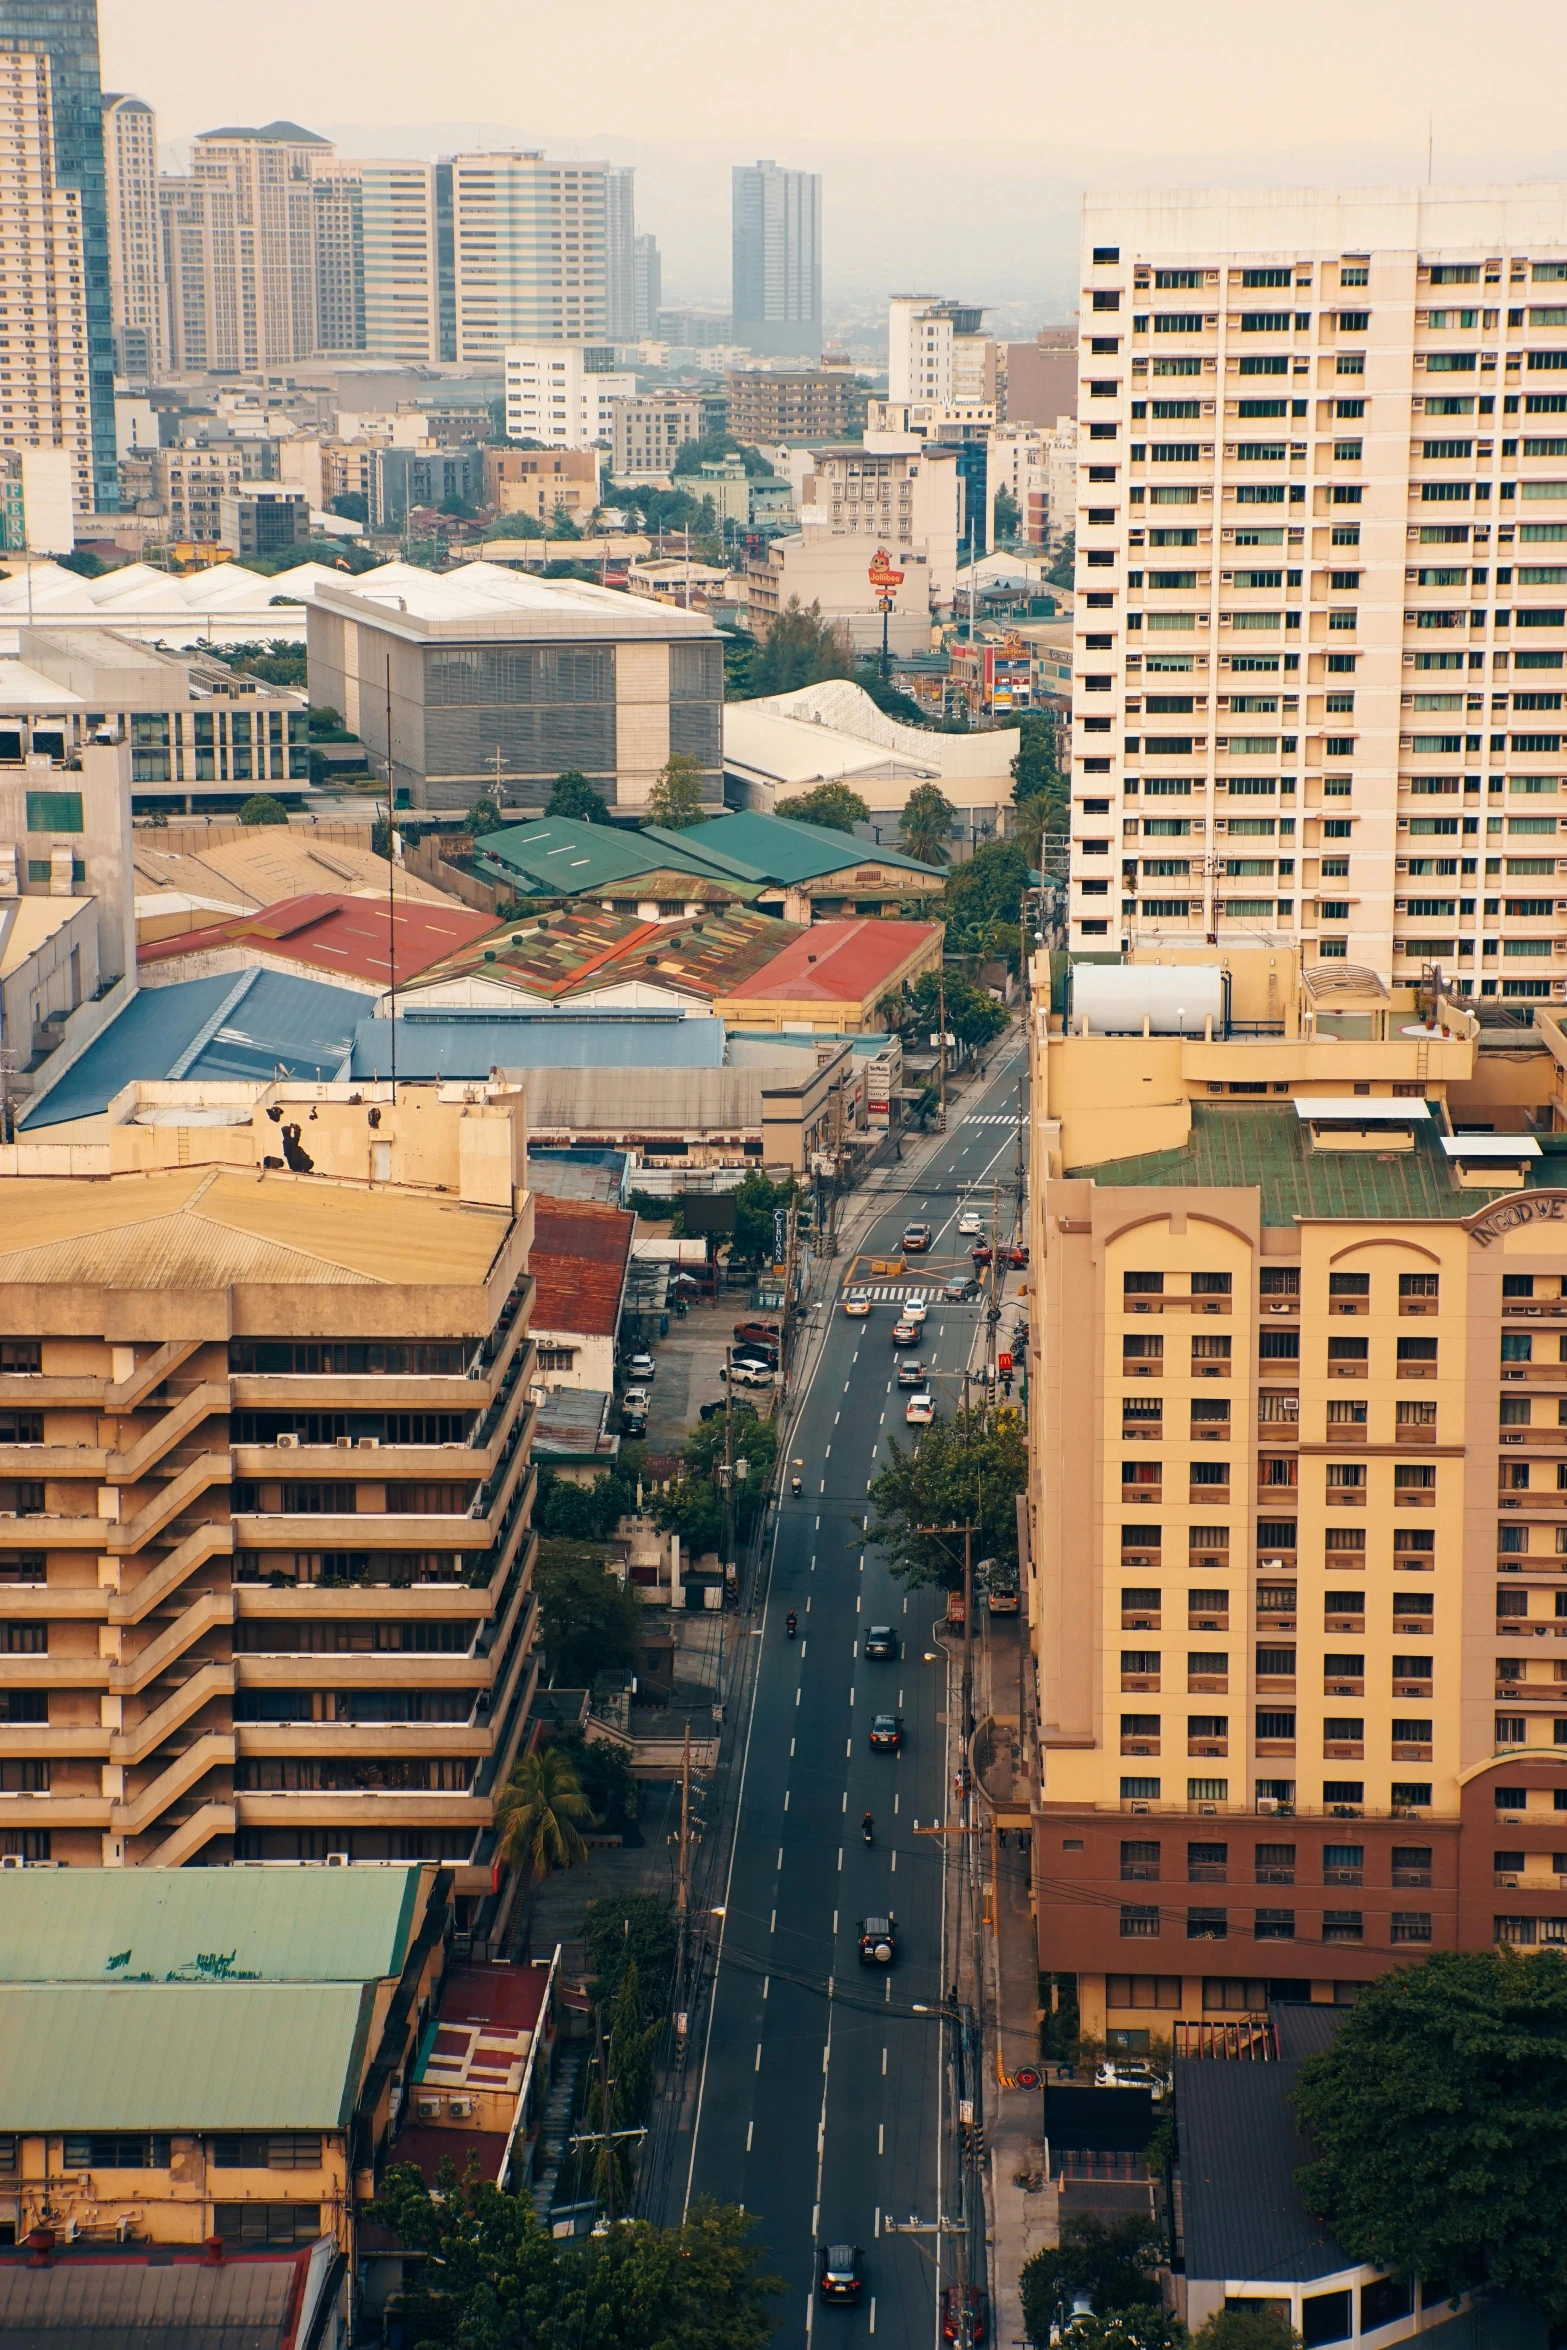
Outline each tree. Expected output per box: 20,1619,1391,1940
546,768,610,823
548,501,582,538
57,546,107,578
898,781,954,866
853,664,934,727
748,597,856,699
1063,2313,1187,2350
1012,707,1067,873
656,1402,777,1556
723,628,760,700
1293,1947,1567,2320
1047,526,1075,590
534,1543,643,1685
945,838,1031,930
468,795,503,839
672,430,775,479
487,509,546,539
237,793,290,828
205,638,307,688
546,2198,782,2350
645,750,708,828
778,781,869,833
325,491,368,525
1192,2310,1302,2350
993,485,1021,542
584,1891,677,2017
493,1745,595,1884
1020,2215,1164,2349
862,1402,1027,1590
542,1725,639,1833
893,966,1007,1054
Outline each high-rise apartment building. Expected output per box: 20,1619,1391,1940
175,119,334,372
0,1,116,508
728,368,868,444
451,154,609,362
608,391,705,480
505,345,636,452
1070,187,1567,1010
605,165,636,342
1025,946,1567,2048
632,232,661,339
888,295,996,412
359,160,452,364
0,50,92,522
0,1081,538,1877
732,160,821,360
312,161,365,354
157,173,214,373
102,93,163,378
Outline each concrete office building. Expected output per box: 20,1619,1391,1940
1024,945,1567,2048
0,1,116,511
732,160,822,360
102,93,163,378
728,368,868,444
799,433,962,605
632,232,661,339
452,154,609,361
0,52,93,524
219,487,308,559
605,166,637,343
484,445,600,529
610,392,705,481
359,160,451,364
306,560,723,816
1070,186,1567,1004
1003,323,1077,427
504,344,635,451
0,1080,538,1880
887,295,996,413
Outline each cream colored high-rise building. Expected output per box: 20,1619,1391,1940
451,154,609,362
360,159,448,365
102,93,164,379
171,119,335,373
1025,944,1567,2052
1069,187,1567,1016
0,50,92,521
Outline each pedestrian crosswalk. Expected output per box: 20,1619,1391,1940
963,1113,1015,1125
842,1284,953,1304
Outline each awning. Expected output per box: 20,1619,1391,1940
1294,1098,1432,1122
1439,1133,1542,1158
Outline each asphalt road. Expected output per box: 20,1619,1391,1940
678,1051,1029,2348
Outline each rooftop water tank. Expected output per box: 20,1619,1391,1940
1071,963,1225,1037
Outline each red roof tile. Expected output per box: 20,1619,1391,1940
391,2121,512,2185
531,1197,635,1339
137,892,496,986
725,918,942,1004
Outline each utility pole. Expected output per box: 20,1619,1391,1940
677,1722,692,1924
918,1519,978,1742
937,965,947,1132
721,1345,735,1571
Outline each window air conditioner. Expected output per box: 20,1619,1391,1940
416,2096,443,2120
336,1435,353,1450
358,1436,380,1449
1256,1797,1278,1813
326,1851,351,1866
448,2096,476,2119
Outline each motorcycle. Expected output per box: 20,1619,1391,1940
790,1474,802,1497
786,1611,798,1638
861,1815,874,1845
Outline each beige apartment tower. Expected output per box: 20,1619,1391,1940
0,51,92,519
102,94,164,379
0,1080,538,1915
1025,947,1567,2050
1069,186,1567,1013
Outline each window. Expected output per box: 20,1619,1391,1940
215,2204,325,2245
1255,1908,1296,1939
1120,1903,1161,1936
1187,1906,1228,1939
1120,1840,1161,1879
212,2134,323,2170
1120,1777,1161,1800
64,2135,171,2169
25,791,83,834
1321,1910,1364,1943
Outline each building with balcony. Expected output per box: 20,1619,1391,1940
0,1078,537,1915
1024,945,1567,2051
1070,186,1567,1003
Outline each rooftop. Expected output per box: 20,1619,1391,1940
138,892,497,990
21,970,368,1130
730,678,1019,784
0,1165,512,1292
1068,1101,1531,1224
531,1196,635,1338
0,1864,426,1985
413,1960,549,2097
532,1386,617,1461
311,560,718,640
0,2242,335,2350
0,1981,374,2131
406,905,808,1009
472,815,711,898
134,830,461,930
641,809,944,887
722,917,942,1006
1176,2047,1349,2285
525,1146,630,1206
348,1011,726,1081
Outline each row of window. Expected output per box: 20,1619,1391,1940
1119,1775,1432,1805
1116,1837,1432,1881
1119,1901,1434,1942
12,2133,328,2172
1119,1528,1437,1559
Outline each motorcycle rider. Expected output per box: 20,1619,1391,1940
786,1610,797,1637
861,1810,874,1843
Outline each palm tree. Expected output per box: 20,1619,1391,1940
899,782,954,868
494,1746,595,1884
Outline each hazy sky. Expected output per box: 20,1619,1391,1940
102,0,1567,312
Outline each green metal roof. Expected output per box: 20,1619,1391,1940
0,1981,374,2130
472,816,711,895
0,1864,423,1984
1069,1101,1537,1225
639,810,945,886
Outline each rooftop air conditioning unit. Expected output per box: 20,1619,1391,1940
1199,1803,1218,1815
1497,1873,1520,1888
277,1433,300,1450
448,2096,476,2119
416,2096,442,2121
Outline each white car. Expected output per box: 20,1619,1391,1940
902,1296,928,1325
721,1361,776,1390
627,1352,656,1381
957,1211,984,1237
904,1392,935,1426
622,1387,650,1413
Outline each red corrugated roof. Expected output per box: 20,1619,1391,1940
726,918,942,1003
137,892,496,985
531,1197,635,1339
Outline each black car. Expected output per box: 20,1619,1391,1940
858,1915,897,1966
864,1625,898,1660
869,1713,903,1751
896,1359,925,1388
818,2244,864,2304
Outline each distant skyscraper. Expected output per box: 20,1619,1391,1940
312,161,365,353
632,232,661,339
184,120,333,370
0,49,92,524
0,0,116,508
102,93,163,378
605,165,636,342
450,153,609,361
360,160,443,363
731,159,821,360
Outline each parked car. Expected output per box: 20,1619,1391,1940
720,1361,776,1389
891,1318,920,1347
904,1392,935,1426
626,1352,656,1382
896,1360,925,1388
622,1387,650,1413
999,1242,1030,1269
902,1223,933,1253
864,1625,898,1660
869,1713,903,1750
842,1294,872,1318
732,1345,776,1371
858,1915,897,1965
818,2244,864,2304
942,2284,989,2344
620,1404,647,1436
957,1210,984,1238
734,1321,780,1347
1094,2058,1167,2095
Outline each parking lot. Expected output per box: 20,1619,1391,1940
631,1298,773,1455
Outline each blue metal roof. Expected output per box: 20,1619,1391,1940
349,1013,727,1080
22,970,367,1129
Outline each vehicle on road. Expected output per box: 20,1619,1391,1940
999,1242,1030,1269
842,1294,872,1318
944,1275,974,1302
903,1296,928,1325
896,1359,925,1388
904,1391,935,1425
818,2244,864,2304
864,1625,898,1660
971,1241,993,1267
858,1915,897,1965
869,1712,903,1750
942,2284,989,2344
720,1361,775,1389
980,1557,1020,1614
786,1611,797,1638
626,1352,656,1382
902,1222,933,1253
891,1317,920,1346
957,1210,984,1237
622,1387,649,1413
734,1321,780,1348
